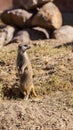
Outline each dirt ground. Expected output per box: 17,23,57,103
0,39,73,130
0,91,73,130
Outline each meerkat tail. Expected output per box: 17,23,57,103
31,85,37,97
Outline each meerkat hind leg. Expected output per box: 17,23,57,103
31,85,37,97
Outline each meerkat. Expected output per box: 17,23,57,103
17,44,37,99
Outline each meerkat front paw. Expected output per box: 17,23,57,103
21,66,28,74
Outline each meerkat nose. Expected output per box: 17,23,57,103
18,44,22,49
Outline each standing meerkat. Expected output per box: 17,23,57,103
17,44,37,99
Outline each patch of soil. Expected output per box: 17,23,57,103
0,92,73,130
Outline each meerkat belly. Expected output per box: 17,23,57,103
20,71,33,89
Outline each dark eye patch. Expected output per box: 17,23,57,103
23,44,28,47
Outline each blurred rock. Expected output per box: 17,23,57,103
18,0,53,10
12,30,30,43
31,2,62,30
53,25,73,43
0,25,15,47
1,9,33,28
3,25,15,44
12,27,49,43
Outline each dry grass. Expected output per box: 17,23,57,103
0,39,73,99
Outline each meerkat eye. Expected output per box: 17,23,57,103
24,44,28,47
24,44,31,49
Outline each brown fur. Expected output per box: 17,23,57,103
17,44,37,99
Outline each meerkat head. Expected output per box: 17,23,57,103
18,44,31,54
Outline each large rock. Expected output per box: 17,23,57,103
12,27,49,43
53,25,73,43
18,0,53,10
1,9,33,28
3,25,15,44
12,31,30,43
0,25,15,47
31,2,62,30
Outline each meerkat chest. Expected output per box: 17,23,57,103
18,55,26,69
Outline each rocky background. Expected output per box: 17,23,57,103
0,0,73,48
0,0,62,47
